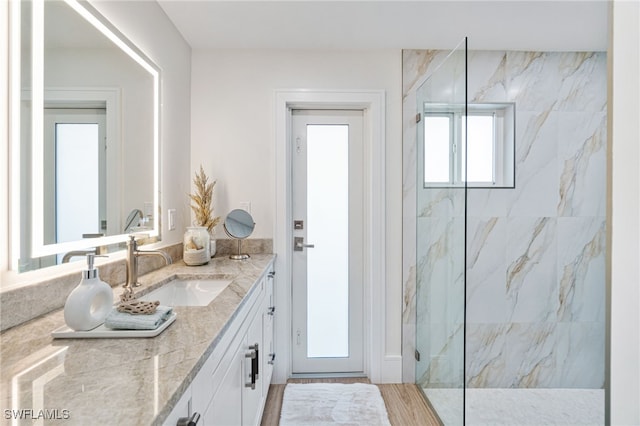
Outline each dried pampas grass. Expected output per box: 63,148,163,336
189,165,221,233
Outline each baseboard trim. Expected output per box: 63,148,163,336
378,355,403,384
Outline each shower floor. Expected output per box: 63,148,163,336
424,387,604,426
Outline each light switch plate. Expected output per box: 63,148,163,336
144,201,154,217
168,209,176,230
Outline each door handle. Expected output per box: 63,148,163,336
294,237,315,251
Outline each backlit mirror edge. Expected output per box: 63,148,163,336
8,0,162,271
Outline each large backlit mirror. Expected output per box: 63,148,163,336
9,0,160,274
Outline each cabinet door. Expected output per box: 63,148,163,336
163,386,191,426
202,342,244,426
242,299,264,426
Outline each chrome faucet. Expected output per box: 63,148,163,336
125,235,172,288
62,247,106,263
62,234,106,263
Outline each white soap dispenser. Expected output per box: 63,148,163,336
64,254,114,331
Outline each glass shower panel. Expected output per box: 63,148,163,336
415,38,467,425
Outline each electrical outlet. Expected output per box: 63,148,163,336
240,201,251,214
168,209,176,230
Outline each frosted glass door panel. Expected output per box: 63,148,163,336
56,123,100,243
306,125,349,358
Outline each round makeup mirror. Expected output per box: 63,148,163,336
223,209,255,259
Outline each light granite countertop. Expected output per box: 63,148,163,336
0,254,275,425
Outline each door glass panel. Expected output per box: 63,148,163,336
55,123,100,243
306,124,349,358
416,37,467,426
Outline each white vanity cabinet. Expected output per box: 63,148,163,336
165,262,275,426
163,385,192,426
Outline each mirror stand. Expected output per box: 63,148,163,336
223,209,255,260
230,239,250,260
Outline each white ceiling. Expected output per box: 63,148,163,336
158,0,608,51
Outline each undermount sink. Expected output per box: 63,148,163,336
141,275,233,307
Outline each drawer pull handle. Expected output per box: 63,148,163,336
245,343,259,389
177,412,200,426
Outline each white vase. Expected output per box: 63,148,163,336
183,226,210,265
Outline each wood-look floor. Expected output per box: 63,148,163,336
260,378,442,426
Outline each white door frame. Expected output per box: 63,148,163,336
274,89,386,383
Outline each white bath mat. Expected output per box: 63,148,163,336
279,383,391,426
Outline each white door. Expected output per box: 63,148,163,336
291,109,364,374
43,108,107,245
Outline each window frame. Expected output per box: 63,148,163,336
422,102,515,189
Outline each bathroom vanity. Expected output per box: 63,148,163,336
0,255,276,425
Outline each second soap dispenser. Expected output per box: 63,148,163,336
64,253,114,331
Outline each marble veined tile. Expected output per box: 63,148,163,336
557,112,607,217
554,52,607,113
466,217,508,324
423,322,464,387
557,218,606,322
466,323,509,388
467,189,508,217
402,49,451,96
506,52,606,113
418,188,466,218
467,50,508,103
416,217,465,314
506,322,558,388
508,111,559,217
403,90,418,191
506,218,558,323
556,322,605,388
416,59,467,110
505,51,562,111
402,261,416,325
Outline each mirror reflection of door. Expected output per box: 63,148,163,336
43,107,106,263
291,110,364,375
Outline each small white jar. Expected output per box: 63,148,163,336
183,226,210,265
209,237,217,258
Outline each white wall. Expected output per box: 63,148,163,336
89,0,192,247
609,0,640,423
191,49,403,380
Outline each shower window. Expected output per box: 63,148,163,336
423,103,515,188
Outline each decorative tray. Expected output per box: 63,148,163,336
51,312,177,339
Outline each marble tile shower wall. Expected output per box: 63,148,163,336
402,50,606,388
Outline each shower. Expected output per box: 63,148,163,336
404,40,606,425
